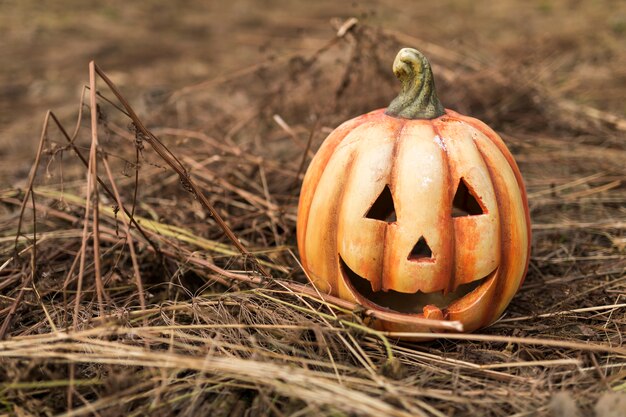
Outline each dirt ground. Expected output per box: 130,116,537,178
2,0,625,181
0,1,625,416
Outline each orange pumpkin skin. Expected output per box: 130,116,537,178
296,107,531,335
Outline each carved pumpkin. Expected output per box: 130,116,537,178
297,48,531,336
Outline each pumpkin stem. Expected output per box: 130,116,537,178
385,48,445,120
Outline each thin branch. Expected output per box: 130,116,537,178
0,110,50,340
101,153,147,324
48,113,161,256
88,61,105,317
92,62,270,278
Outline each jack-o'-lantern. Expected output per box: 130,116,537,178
296,48,531,336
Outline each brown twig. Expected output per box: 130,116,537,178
0,110,49,340
92,62,270,279
88,62,105,317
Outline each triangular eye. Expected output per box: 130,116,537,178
365,185,396,222
452,178,485,217
408,236,433,261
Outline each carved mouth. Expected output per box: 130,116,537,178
339,255,494,315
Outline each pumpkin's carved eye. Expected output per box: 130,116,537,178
408,236,433,261
365,185,396,222
452,178,486,217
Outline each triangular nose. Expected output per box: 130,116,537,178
408,236,433,261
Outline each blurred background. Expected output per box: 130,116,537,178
1,0,625,180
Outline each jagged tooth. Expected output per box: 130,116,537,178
423,305,444,320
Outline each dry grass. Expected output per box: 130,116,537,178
0,21,625,417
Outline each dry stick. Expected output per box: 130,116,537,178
74,144,97,328
527,172,606,199
290,117,318,192
88,62,105,317
101,155,147,324
51,85,159,335
557,99,626,132
154,127,243,157
48,113,160,255
62,250,83,329
67,87,151,224
589,353,610,389
532,221,626,230
257,163,282,246
8,112,76,409
69,86,103,410
92,62,270,279
497,303,626,323
272,114,313,157
12,112,49,254
0,111,50,340
130,146,140,220
0,201,37,340
384,332,626,355
69,86,88,143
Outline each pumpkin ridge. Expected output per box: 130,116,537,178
470,134,529,328
473,143,510,328
381,120,408,291
325,152,358,297
459,132,500,326
298,114,380,270
437,120,501,288
450,113,531,290
431,121,457,298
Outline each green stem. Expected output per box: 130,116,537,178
385,48,445,120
